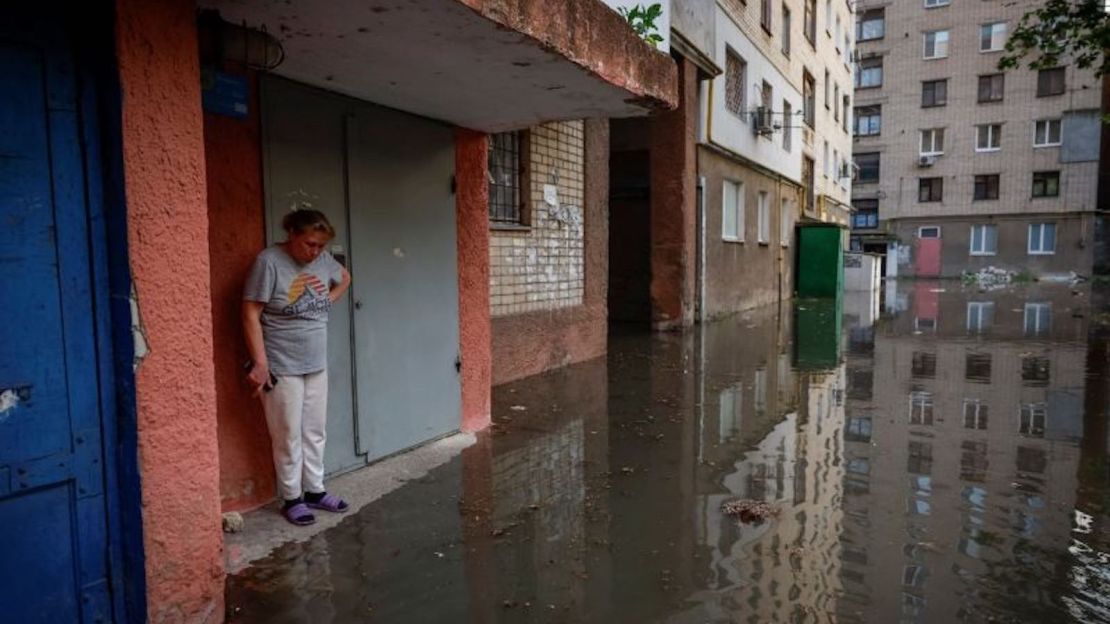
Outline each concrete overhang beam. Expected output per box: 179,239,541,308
199,0,678,132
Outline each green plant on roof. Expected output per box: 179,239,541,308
618,3,665,49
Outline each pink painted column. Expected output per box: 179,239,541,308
456,128,492,432
116,0,224,619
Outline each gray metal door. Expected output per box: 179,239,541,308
261,77,362,475
346,109,462,460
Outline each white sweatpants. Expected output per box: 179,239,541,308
261,370,328,501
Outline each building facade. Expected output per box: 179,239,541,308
851,0,1103,278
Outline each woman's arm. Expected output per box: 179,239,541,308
242,301,270,397
330,267,352,303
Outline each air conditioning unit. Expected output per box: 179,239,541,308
917,155,937,167
753,107,774,136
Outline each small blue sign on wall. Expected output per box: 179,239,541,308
201,69,248,119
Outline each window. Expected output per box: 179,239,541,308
722,179,745,241
1034,119,1062,147
980,22,1006,52
825,0,832,34
835,15,842,49
919,128,945,155
1024,303,1052,335
823,141,830,177
963,400,989,430
924,0,949,7
919,177,943,202
856,57,882,88
804,0,816,44
965,353,992,384
782,100,793,151
847,417,872,443
911,351,936,378
857,9,884,41
973,175,1000,201
909,391,934,426
855,105,880,136
725,50,747,118
758,192,770,243
918,226,940,239
1028,223,1056,255
923,30,949,59
844,32,851,64
978,74,1005,102
834,84,840,121
781,198,792,246
803,71,816,127
908,441,933,475
976,124,1002,151
761,0,773,32
970,224,997,254
488,131,528,225
967,301,994,331
855,152,880,182
1019,403,1047,437
782,6,792,55
824,69,831,108
843,95,850,132
1032,171,1060,198
803,156,815,211
760,80,773,123
1037,67,1065,97
1022,357,1050,387
922,79,947,107
852,198,878,229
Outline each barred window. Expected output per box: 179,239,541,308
488,131,529,226
726,50,747,118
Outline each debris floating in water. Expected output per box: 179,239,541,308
721,499,780,524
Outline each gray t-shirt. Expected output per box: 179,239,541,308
243,245,344,375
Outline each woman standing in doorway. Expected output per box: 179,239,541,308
243,209,352,525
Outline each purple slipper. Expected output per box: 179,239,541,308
305,493,349,513
282,502,316,526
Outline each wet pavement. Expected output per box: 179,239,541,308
226,282,1110,623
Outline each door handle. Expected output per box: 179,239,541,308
354,300,363,310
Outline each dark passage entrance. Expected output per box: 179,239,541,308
608,118,652,325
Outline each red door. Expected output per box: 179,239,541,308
915,232,942,277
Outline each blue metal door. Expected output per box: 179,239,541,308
0,16,123,623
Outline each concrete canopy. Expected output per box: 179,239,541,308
199,0,678,132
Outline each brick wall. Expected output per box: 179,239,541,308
490,121,586,316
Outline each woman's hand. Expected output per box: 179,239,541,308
247,361,271,397
329,267,352,303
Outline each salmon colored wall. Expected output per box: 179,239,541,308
203,67,274,512
115,0,225,620
491,119,610,385
456,129,493,432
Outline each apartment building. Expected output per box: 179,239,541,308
698,0,855,316
851,0,1103,278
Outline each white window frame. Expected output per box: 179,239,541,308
924,0,950,7
979,22,1006,52
1027,222,1056,255
1019,402,1047,437
722,179,745,242
1024,303,1052,336
923,30,949,59
966,302,994,332
1034,119,1062,147
963,399,989,429
909,391,934,426
969,224,997,256
780,198,791,247
757,191,770,244
918,226,941,239
919,128,945,156
975,124,1002,152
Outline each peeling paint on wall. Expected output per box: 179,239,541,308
0,386,31,422
130,283,150,369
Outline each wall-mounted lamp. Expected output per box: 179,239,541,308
197,9,284,71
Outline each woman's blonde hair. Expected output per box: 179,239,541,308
282,209,336,238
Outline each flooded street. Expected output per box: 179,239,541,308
227,283,1110,623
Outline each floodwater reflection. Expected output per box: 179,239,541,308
227,283,1110,623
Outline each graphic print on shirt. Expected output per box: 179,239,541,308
282,271,331,319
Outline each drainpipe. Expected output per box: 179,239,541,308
698,175,707,322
